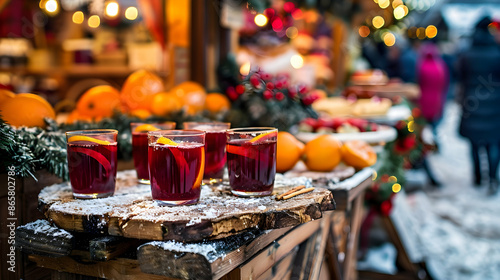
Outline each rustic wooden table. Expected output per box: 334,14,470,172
16,168,372,280
286,165,373,280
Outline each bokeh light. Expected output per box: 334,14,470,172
72,11,84,24
426,25,438,38
254,14,268,27
125,7,138,20
43,0,59,15
105,1,119,18
272,18,283,31
417,27,426,39
372,16,385,29
286,27,298,39
392,183,402,193
392,0,403,8
240,62,251,76
359,26,371,37
383,32,396,46
378,0,390,9
394,6,406,20
290,54,304,69
88,15,100,28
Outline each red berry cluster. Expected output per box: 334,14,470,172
225,71,316,106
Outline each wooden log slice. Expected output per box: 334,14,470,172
39,171,335,242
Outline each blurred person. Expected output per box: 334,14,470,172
457,16,500,194
399,39,421,83
417,42,450,186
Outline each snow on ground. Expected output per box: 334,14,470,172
404,102,500,280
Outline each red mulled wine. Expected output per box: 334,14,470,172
132,133,149,183
67,141,118,198
203,131,227,180
226,139,277,196
149,142,205,205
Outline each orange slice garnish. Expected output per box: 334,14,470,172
157,137,178,146
134,124,161,133
193,148,205,189
249,131,276,143
68,135,111,145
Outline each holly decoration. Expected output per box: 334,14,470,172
223,70,318,131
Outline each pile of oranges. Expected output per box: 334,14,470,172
66,69,231,124
0,69,233,128
277,131,377,173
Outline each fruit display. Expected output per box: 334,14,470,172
302,134,342,172
299,117,378,134
75,85,122,119
275,131,377,173
120,69,165,112
0,92,56,128
276,131,305,173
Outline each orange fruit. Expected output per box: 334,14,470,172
76,85,121,118
129,109,152,119
0,89,15,104
276,132,305,173
341,140,377,169
0,93,55,128
171,81,206,115
121,70,164,112
205,93,231,113
151,92,183,116
302,135,342,172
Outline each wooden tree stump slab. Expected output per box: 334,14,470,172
39,171,335,242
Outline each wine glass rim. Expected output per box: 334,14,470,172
227,127,277,134
66,129,118,135
130,121,176,126
148,129,206,137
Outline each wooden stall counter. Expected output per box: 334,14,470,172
16,168,372,280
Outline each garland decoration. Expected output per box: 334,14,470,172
365,105,429,216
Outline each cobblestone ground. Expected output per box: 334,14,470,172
405,101,500,280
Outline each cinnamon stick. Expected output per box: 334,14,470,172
276,185,306,200
282,188,315,200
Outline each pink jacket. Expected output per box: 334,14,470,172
417,44,449,122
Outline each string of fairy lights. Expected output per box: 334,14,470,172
38,0,139,28
359,0,439,46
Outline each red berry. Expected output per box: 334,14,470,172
275,91,285,101
261,72,272,81
226,87,238,101
263,90,273,100
380,200,393,216
302,96,314,105
298,84,308,94
235,85,245,95
275,81,283,89
266,82,274,90
250,75,260,87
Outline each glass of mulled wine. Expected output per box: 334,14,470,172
183,122,230,183
148,130,205,206
131,122,176,184
66,129,118,199
226,127,277,197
